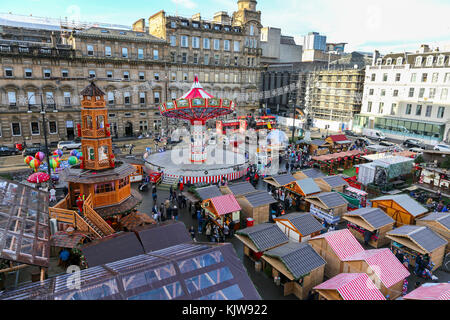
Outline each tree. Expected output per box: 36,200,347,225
414,155,424,164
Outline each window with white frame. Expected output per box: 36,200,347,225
153,49,159,60
87,45,94,56
395,73,401,82
214,55,220,65
415,56,422,66
383,73,388,81
43,69,51,78
425,105,433,117
381,89,386,96
8,91,16,106
378,102,384,114
154,92,160,104
429,88,436,99
416,104,422,116
64,92,71,105
396,57,403,65
432,73,438,83
27,92,36,105
183,73,188,81
408,88,414,97
170,35,176,47
437,106,445,118
204,54,209,65
426,56,434,67
393,90,399,97
139,71,145,80
48,121,57,134
422,73,428,82
419,88,425,98
386,58,392,65
250,25,254,36
445,73,450,83
214,74,219,82
224,40,230,51
30,121,39,135
203,38,210,49
105,46,112,57
214,39,220,50
390,103,397,115
411,73,417,82
124,92,131,104
138,48,144,59
108,92,115,105
193,54,198,64
122,47,128,58
371,74,376,81
139,92,146,104
233,41,240,52
181,36,188,48
437,55,445,66
89,70,96,78
192,37,200,49
182,53,187,64
441,88,448,100
171,72,176,81
367,101,372,113
154,73,159,81
11,122,21,136
170,21,176,28
107,70,113,78
406,104,412,115
25,68,32,78
369,87,374,95
123,71,130,80
62,69,69,78
45,92,54,104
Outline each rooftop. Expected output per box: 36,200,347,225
372,194,428,217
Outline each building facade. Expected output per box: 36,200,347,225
260,27,302,66
355,45,450,144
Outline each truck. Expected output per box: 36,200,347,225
362,128,386,141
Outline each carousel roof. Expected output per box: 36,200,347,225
180,76,214,99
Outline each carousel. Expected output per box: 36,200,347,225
144,76,248,185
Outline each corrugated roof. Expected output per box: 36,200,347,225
210,194,241,216
373,194,428,217
419,212,450,230
328,135,349,142
279,212,324,235
387,225,448,253
227,181,256,197
403,283,450,300
264,242,325,280
313,273,386,300
296,178,321,195
344,249,410,288
300,168,326,179
237,223,289,252
310,192,348,208
321,175,349,188
244,190,277,207
310,229,364,260
346,207,394,229
196,185,223,200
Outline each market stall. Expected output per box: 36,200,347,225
313,273,386,300
293,168,325,181
371,194,428,226
308,229,364,278
308,139,332,156
261,242,326,300
263,173,296,189
274,212,325,243
313,150,364,173
235,223,289,260
403,283,450,300
416,213,450,253
418,166,450,194
342,248,410,300
343,207,395,248
119,211,156,231
221,181,256,199
202,194,242,229
195,185,223,201
305,192,349,224
386,225,448,271
315,175,349,193
237,190,278,225
325,134,352,153
340,186,368,208
284,178,321,211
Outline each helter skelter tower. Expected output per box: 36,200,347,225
159,76,235,163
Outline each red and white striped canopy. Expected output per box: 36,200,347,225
210,194,241,216
311,229,364,260
403,283,450,300
180,76,214,99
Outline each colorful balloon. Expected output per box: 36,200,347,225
77,152,82,159
70,150,78,156
49,158,60,170
29,159,41,172
57,149,63,157
35,152,45,161
24,156,34,165
68,156,78,166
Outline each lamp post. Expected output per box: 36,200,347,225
290,97,296,143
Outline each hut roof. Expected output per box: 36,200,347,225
320,175,349,188
196,185,223,200
344,249,410,288
226,181,256,197
264,242,326,280
403,283,450,300
50,231,87,249
270,173,296,186
299,168,325,179
328,134,351,144
372,194,427,217
210,194,241,216
277,212,324,236
387,225,447,253
80,81,105,97
310,229,364,260
418,212,450,230
345,207,394,229
244,190,277,207
310,139,328,146
236,223,289,252
119,211,156,231
313,273,386,300
306,192,348,209
296,178,321,195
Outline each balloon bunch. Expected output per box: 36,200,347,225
24,152,45,172
68,150,83,166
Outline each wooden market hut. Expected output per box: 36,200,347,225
343,207,395,248
308,229,364,278
325,134,352,152
235,223,289,260
237,190,278,225
261,242,326,300
315,175,349,193
313,273,386,300
416,212,450,252
195,185,223,201
202,194,242,228
284,178,321,211
386,225,448,271
305,192,349,224
221,181,256,199
293,168,325,181
274,212,325,243
263,173,296,189
342,248,410,300
371,194,428,226
403,283,450,300
308,139,332,156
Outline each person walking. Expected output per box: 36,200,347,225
169,185,173,200
152,204,159,222
223,223,230,239
172,205,179,220
205,223,212,241
197,209,203,234
189,226,196,241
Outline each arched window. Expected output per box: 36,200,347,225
96,115,105,129
415,56,422,66
386,58,392,65
87,146,95,160
426,55,434,67
98,145,108,161
84,115,93,129
437,55,445,66
396,57,403,65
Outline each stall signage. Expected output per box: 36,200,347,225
232,211,240,222
310,204,340,224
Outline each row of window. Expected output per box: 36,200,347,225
168,52,255,67
170,35,257,50
4,91,71,106
86,45,159,60
368,87,450,100
4,67,69,79
3,121,58,137
366,101,446,118
169,20,246,34
370,71,450,83
376,55,448,67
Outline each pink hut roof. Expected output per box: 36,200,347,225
314,273,386,300
310,229,364,260
180,76,214,99
403,283,450,300
344,249,410,288
210,194,241,216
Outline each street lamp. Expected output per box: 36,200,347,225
27,92,56,177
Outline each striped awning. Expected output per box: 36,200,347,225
311,229,364,260
345,186,368,196
210,194,241,216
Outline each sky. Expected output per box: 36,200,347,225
3,0,450,54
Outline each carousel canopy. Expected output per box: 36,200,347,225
159,76,234,123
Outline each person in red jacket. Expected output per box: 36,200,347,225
76,194,84,215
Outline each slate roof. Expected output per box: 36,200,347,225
271,173,296,186
310,139,328,146
373,194,428,217
346,207,394,229
227,181,256,197
308,192,348,208
296,178,321,195
80,82,105,97
237,223,289,252
77,27,165,43
419,212,450,230
300,168,325,179
278,212,324,236
321,175,349,188
244,190,277,207
196,185,223,200
387,225,448,253
264,242,326,280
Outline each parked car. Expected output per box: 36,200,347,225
355,137,373,147
344,129,358,137
362,128,386,141
402,139,425,149
379,141,394,147
22,145,48,157
0,146,19,156
434,143,450,152
57,140,82,151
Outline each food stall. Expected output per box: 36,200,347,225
371,194,428,226
305,192,348,224
416,213,450,253
274,212,324,243
284,178,322,211
341,186,368,208
236,190,278,225
315,175,349,193
202,194,241,229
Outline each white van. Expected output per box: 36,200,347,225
362,129,386,141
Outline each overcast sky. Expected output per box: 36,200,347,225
5,0,450,54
